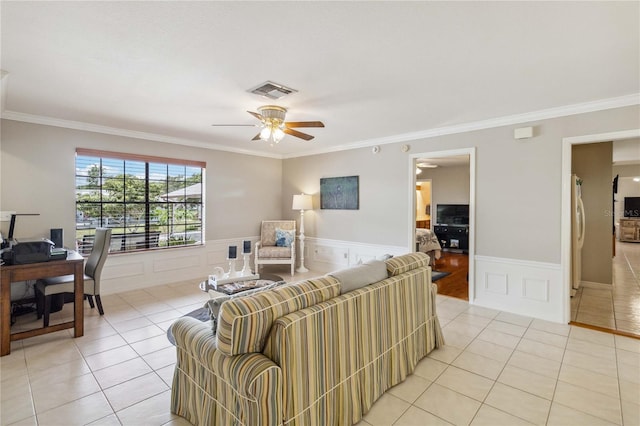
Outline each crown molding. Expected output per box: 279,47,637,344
0,110,283,159
2,93,638,160
282,93,640,159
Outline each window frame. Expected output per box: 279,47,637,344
75,148,205,255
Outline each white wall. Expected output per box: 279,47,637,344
0,119,283,292
418,164,470,224
282,105,640,322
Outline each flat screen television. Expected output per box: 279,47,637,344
624,197,640,217
436,204,469,225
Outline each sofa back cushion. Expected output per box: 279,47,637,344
216,276,340,356
385,252,429,276
329,259,388,294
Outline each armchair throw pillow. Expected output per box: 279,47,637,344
275,228,295,247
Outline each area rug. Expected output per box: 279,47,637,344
431,270,451,282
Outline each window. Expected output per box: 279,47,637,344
75,149,205,255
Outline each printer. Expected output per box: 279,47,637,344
1,239,55,265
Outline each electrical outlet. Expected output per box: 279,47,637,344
0,211,16,222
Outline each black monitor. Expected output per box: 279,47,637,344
436,204,469,225
624,197,640,217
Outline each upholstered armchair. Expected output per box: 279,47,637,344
254,220,296,276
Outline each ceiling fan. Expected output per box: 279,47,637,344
212,105,324,144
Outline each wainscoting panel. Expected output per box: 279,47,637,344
305,237,408,273
474,256,563,323
100,237,258,294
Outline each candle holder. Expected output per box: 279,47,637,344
241,253,252,276
227,258,238,278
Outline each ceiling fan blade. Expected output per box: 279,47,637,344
251,133,262,141
285,121,325,128
247,111,264,121
284,128,314,141
211,124,257,127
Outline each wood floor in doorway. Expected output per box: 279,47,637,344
432,251,469,301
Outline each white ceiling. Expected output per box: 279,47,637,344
1,2,638,159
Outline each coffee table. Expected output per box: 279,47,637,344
167,273,284,345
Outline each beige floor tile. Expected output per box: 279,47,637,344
85,345,140,371
435,366,494,402
497,365,557,400
562,349,618,378
494,311,533,328
621,400,640,426
394,405,453,425
115,389,177,426
161,415,194,426
441,329,476,349
414,357,448,382
31,372,101,414
566,338,617,362
6,415,38,426
465,306,500,319
618,360,640,385
130,334,172,356
507,350,561,379
484,382,551,425
547,402,618,426
569,326,615,347
523,328,568,349
558,364,620,398
74,333,128,357
141,346,177,370
108,315,153,334
619,378,640,404
470,404,535,426
93,357,153,389
36,392,113,426
388,374,432,404
452,351,505,380
0,394,35,426
0,350,28,383
27,357,91,387
486,320,527,337
426,345,461,365
119,324,164,344
156,363,176,387
465,339,514,363
616,347,640,367
361,392,410,426
22,338,83,371
615,334,640,353
447,313,493,328
414,383,481,426
476,328,521,349
1,374,30,402
86,413,123,425
144,308,184,324
553,381,622,425
104,372,168,412
516,338,565,362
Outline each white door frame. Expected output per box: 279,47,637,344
561,129,640,323
408,147,476,302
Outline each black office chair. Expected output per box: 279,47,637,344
36,228,111,326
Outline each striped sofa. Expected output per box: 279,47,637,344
170,252,444,425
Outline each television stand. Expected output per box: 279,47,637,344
620,218,640,242
434,224,469,252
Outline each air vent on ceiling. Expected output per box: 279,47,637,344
248,81,298,100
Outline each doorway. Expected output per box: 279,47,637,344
410,148,476,302
562,130,640,336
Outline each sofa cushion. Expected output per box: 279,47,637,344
329,259,388,294
385,252,429,276
205,280,286,334
216,276,341,356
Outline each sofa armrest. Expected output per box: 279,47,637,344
171,317,283,425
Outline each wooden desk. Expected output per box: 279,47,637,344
1,251,84,356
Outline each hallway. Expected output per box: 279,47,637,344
572,241,640,336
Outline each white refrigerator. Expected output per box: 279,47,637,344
571,174,586,296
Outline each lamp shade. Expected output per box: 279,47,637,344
292,194,313,211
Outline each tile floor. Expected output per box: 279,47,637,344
571,241,640,335
1,268,639,425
